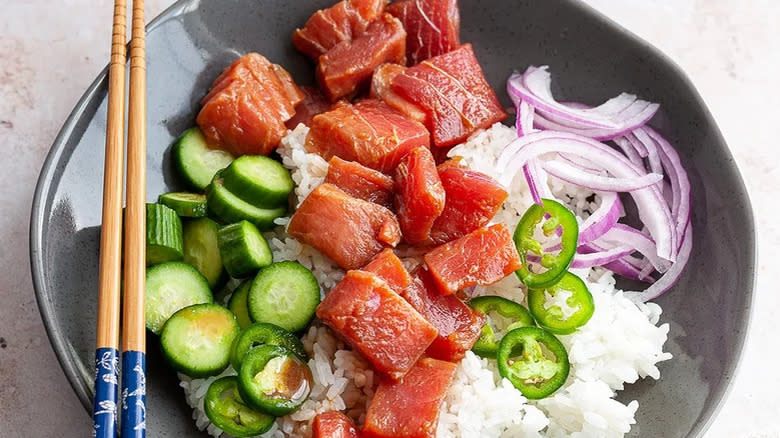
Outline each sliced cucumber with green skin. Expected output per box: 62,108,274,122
230,322,307,371
160,303,240,377
182,218,228,290
146,203,183,266
221,155,294,207
145,262,213,334
217,221,273,278
207,176,287,230
248,261,320,333
228,280,253,330
158,192,208,217
173,127,234,190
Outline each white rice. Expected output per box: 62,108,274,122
179,123,672,437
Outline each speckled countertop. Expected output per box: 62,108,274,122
1,0,777,436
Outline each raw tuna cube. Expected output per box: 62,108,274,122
325,157,395,209
370,63,427,123
288,184,401,269
387,0,460,65
391,44,507,146
394,146,445,244
286,86,332,129
197,53,304,156
427,166,508,245
306,100,430,173
293,0,386,59
362,358,456,438
363,248,412,293
317,13,407,101
312,411,360,438
424,224,522,295
317,270,438,380
401,269,485,362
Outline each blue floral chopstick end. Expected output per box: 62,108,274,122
93,347,119,438
121,350,147,438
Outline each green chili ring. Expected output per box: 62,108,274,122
237,345,313,416
514,199,579,289
230,322,308,372
204,376,275,437
528,271,595,335
469,296,535,358
497,326,570,399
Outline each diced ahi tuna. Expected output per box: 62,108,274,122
427,166,508,245
317,270,438,380
197,53,304,156
306,100,430,173
391,44,508,147
363,358,456,438
312,411,360,438
394,147,445,244
286,86,332,129
288,184,401,269
317,13,407,101
371,63,427,123
387,0,460,65
325,157,395,209
293,0,386,60
424,224,522,295
401,269,485,362
363,248,412,293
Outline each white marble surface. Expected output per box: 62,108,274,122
0,0,777,436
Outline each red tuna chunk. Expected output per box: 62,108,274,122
288,184,401,269
317,13,407,101
197,53,304,156
391,44,508,147
363,248,412,293
306,100,430,173
424,224,522,295
394,146,445,244
371,63,427,123
363,358,456,438
401,269,485,362
293,0,386,60
317,270,438,380
313,411,360,438
325,157,395,209
427,166,508,245
387,0,460,65
286,86,332,129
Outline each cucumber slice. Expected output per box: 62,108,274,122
173,127,234,190
217,221,273,278
206,176,287,230
145,261,213,334
146,203,183,265
248,262,320,332
160,303,240,377
228,280,253,329
182,218,228,290
158,192,208,217
221,155,294,207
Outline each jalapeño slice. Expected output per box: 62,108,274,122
497,326,569,399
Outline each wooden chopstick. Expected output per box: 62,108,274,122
121,0,148,436
92,1,126,437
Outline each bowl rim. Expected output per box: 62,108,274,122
28,0,757,436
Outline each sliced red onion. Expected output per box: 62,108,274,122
542,160,664,192
516,100,536,137
557,153,603,173
571,245,635,268
597,224,671,273
578,191,623,244
613,136,645,168
625,224,692,302
498,130,677,261
632,129,663,177
532,100,660,141
507,67,660,132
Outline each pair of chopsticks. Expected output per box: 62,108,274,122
93,0,147,437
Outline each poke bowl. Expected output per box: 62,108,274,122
29,0,755,437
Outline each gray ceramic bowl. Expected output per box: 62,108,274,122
30,0,755,436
